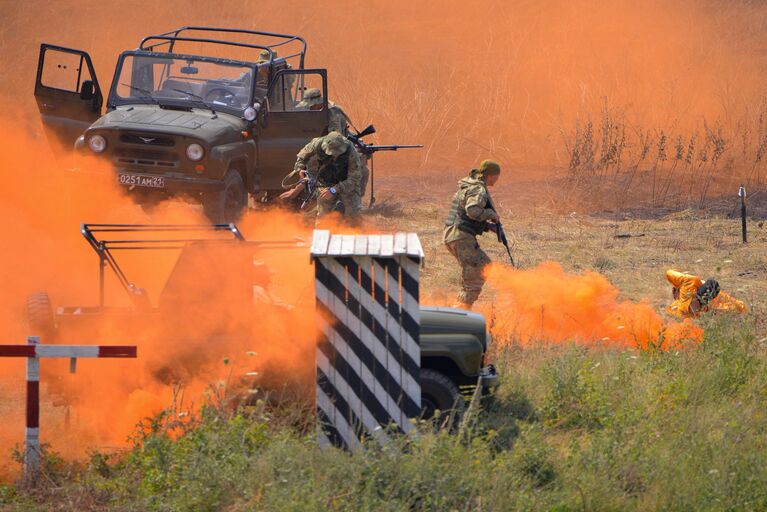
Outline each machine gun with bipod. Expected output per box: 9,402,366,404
346,124,422,207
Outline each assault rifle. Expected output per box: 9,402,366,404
297,171,318,210
486,193,515,267
279,169,318,210
346,124,422,206
285,170,342,213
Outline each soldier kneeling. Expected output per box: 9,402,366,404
280,131,363,218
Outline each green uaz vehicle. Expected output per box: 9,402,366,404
27,224,497,418
34,26,333,222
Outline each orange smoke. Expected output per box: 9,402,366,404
0,117,335,480
482,262,702,349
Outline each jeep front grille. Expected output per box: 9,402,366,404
114,148,178,167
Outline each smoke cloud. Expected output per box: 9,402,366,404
482,262,702,349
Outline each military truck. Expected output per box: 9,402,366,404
27,224,497,417
34,27,338,222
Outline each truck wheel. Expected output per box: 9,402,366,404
26,291,56,341
203,170,246,223
420,369,463,423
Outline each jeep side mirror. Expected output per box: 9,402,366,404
80,80,95,100
358,124,376,138
180,65,199,75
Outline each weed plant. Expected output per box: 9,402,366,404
2,315,766,511
560,98,767,211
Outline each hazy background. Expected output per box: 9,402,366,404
2,0,767,173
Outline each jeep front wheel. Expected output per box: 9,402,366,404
420,369,463,422
203,170,246,224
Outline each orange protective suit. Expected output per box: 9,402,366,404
665,270,746,318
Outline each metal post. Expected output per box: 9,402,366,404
98,245,106,307
0,340,137,487
739,185,747,244
24,336,40,487
369,156,376,207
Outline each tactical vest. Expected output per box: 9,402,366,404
445,187,490,236
315,146,350,187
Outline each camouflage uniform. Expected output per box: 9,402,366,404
257,50,295,104
443,160,501,308
294,131,362,217
296,88,370,198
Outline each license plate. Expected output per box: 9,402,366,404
118,173,165,189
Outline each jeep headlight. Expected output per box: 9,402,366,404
88,134,107,153
186,143,205,161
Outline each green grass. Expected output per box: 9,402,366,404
2,314,766,511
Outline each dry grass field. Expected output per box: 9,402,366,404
1,0,767,509
2,173,766,510
372,172,766,327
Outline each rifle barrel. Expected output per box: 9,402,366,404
365,145,423,151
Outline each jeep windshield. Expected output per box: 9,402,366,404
110,53,255,116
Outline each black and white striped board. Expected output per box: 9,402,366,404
311,230,424,450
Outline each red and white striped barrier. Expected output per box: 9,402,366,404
0,336,137,486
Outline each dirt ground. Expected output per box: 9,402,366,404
370,169,767,332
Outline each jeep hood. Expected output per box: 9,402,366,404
90,105,243,139
419,306,488,349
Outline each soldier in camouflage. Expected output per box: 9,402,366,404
443,160,502,309
280,131,363,217
296,88,370,198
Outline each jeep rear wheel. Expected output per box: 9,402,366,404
203,170,246,223
420,369,463,424
26,291,56,341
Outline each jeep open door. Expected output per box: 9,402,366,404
34,44,103,158
256,69,329,192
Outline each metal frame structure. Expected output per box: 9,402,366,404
82,223,246,306
108,26,311,115
139,26,308,69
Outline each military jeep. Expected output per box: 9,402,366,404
34,27,334,222
27,224,497,418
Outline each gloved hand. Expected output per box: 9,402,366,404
319,187,336,200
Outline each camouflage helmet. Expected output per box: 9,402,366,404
479,159,501,175
321,131,348,157
695,278,721,306
257,49,276,63
296,87,323,108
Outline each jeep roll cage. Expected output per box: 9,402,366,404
107,27,308,114
139,26,307,69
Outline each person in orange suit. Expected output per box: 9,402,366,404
665,269,747,318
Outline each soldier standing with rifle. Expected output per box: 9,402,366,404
444,159,512,309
